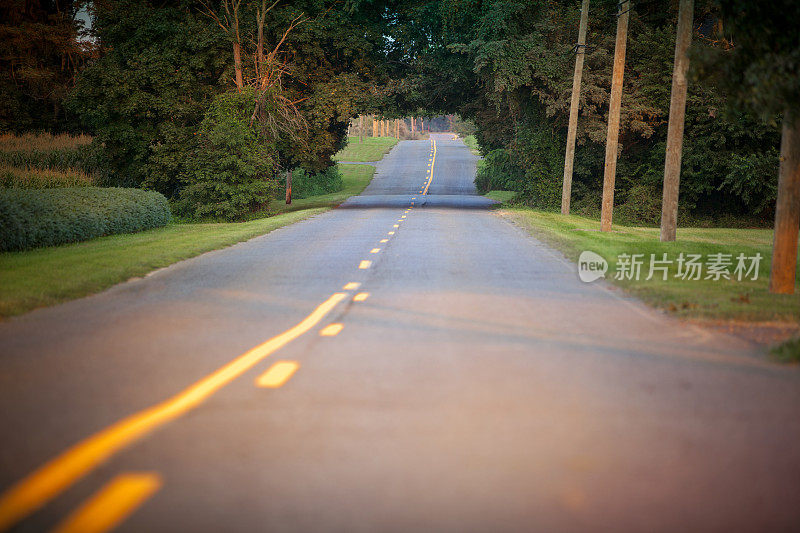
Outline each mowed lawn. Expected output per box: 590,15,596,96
501,208,800,322
333,136,398,162
0,164,376,319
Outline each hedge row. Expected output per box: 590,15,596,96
0,187,171,252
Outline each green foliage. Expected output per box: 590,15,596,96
175,89,279,221
288,167,343,199
0,187,171,251
418,0,782,224
770,336,800,363
475,149,523,194
0,0,95,133
66,0,228,193
694,0,800,119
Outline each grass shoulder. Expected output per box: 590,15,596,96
333,136,398,162
1,158,380,319
499,207,799,323
0,209,327,319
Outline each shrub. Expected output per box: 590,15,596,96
0,187,171,251
288,166,344,199
176,89,279,221
475,149,524,194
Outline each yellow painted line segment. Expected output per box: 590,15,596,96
370,248,380,254
423,140,436,195
319,323,344,337
0,293,348,531
52,473,161,533
343,282,361,291
359,260,372,269
353,292,369,302
379,239,388,243
388,231,395,235
256,361,299,388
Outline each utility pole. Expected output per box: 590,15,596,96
285,168,292,204
411,116,416,134
600,0,630,232
769,111,800,294
372,115,377,137
660,0,693,241
561,0,591,215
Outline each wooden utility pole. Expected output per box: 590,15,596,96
359,115,364,143
600,0,630,231
411,116,416,133
285,169,292,204
372,115,378,137
769,111,800,294
659,0,693,241
561,0,591,215
395,119,399,139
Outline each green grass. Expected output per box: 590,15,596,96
268,164,375,214
463,134,480,155
501,208,800,322
485,190,518,204
0,209,327,318
1,158,381,319
771,336,800,363
333,136,398,162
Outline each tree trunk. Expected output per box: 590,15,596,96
599,0,630,231
411,116,416,133
660,0,693,241
232,41,243,91
285,169,292,205
769,110,800,294
359,115,364,143
561,0,591,215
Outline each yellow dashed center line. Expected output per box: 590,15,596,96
256,361,300,387
353,292,369,302
359,260,372,269
379,239,388,243
52,473,161,533
0,292,348,530
319,323,344,337
370,248,380,254
343,282,361,291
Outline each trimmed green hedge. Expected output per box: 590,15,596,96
0,187,171,251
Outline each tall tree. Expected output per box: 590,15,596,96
696,0,800,293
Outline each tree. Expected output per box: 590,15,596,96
0,0,96,132
696,0,800,293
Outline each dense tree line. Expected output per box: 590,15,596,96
2,0,797,228
390,0,789,226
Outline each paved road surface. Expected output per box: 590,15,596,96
1,134,799,532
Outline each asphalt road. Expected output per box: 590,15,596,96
1,133,799,532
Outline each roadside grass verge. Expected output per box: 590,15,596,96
771,336,800,363
485,190,518,204
500,208,800,322
0,209,326,319
333,136,398,162
1,161,380,319
463,135,480,156
266,164,374,215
